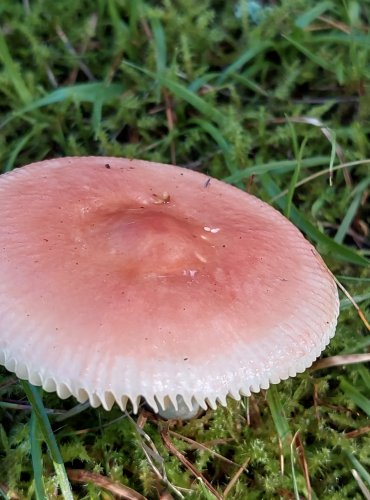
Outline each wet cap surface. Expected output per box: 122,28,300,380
0,157,339,412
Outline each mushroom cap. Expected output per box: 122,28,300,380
0,157,339,412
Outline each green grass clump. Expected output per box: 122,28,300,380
0,0,369,498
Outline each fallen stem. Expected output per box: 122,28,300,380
334,276,370,331
311,353,370,372
67,469,146,500
161,425,222,499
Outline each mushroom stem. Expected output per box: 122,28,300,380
155,396,201,420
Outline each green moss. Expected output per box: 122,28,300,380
0,0,369,498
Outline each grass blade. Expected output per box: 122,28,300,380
260,173,369,267
92,98,103,138
340,379,370,417
283,35,332,72
159,74,224,123
30,412,46,500
191,118,237,173
122,60,224,123
335,178,370,243
334,190,363,244
151,17,167,101
358,366,370,388
218,43,270,83
3,130,37,172
1,82,124,128
352,469,370,499
270,160,370,203
290,432,300,500
295,1,333,29
21,382,73,500
285,119,308,218
337,275,370,282
267,385,291,446
224,156,330,184
55,401,90,422
340,292,370,309
0,31,31,104
328,129,337,186
345,452,370,488
151,18,167,75
309,33,370,46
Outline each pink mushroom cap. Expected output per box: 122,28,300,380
0,157,339,413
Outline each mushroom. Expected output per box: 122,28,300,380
0,157,339,419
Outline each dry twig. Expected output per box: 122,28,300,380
169,430,239,468
292,432,312,500
345,426,370,439
311,353,370,372
334,276,370,331
160,425,222,500
126,411,186,499
67,469,146,500
223,457,250,498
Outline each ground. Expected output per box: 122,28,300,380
0,1,369,499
